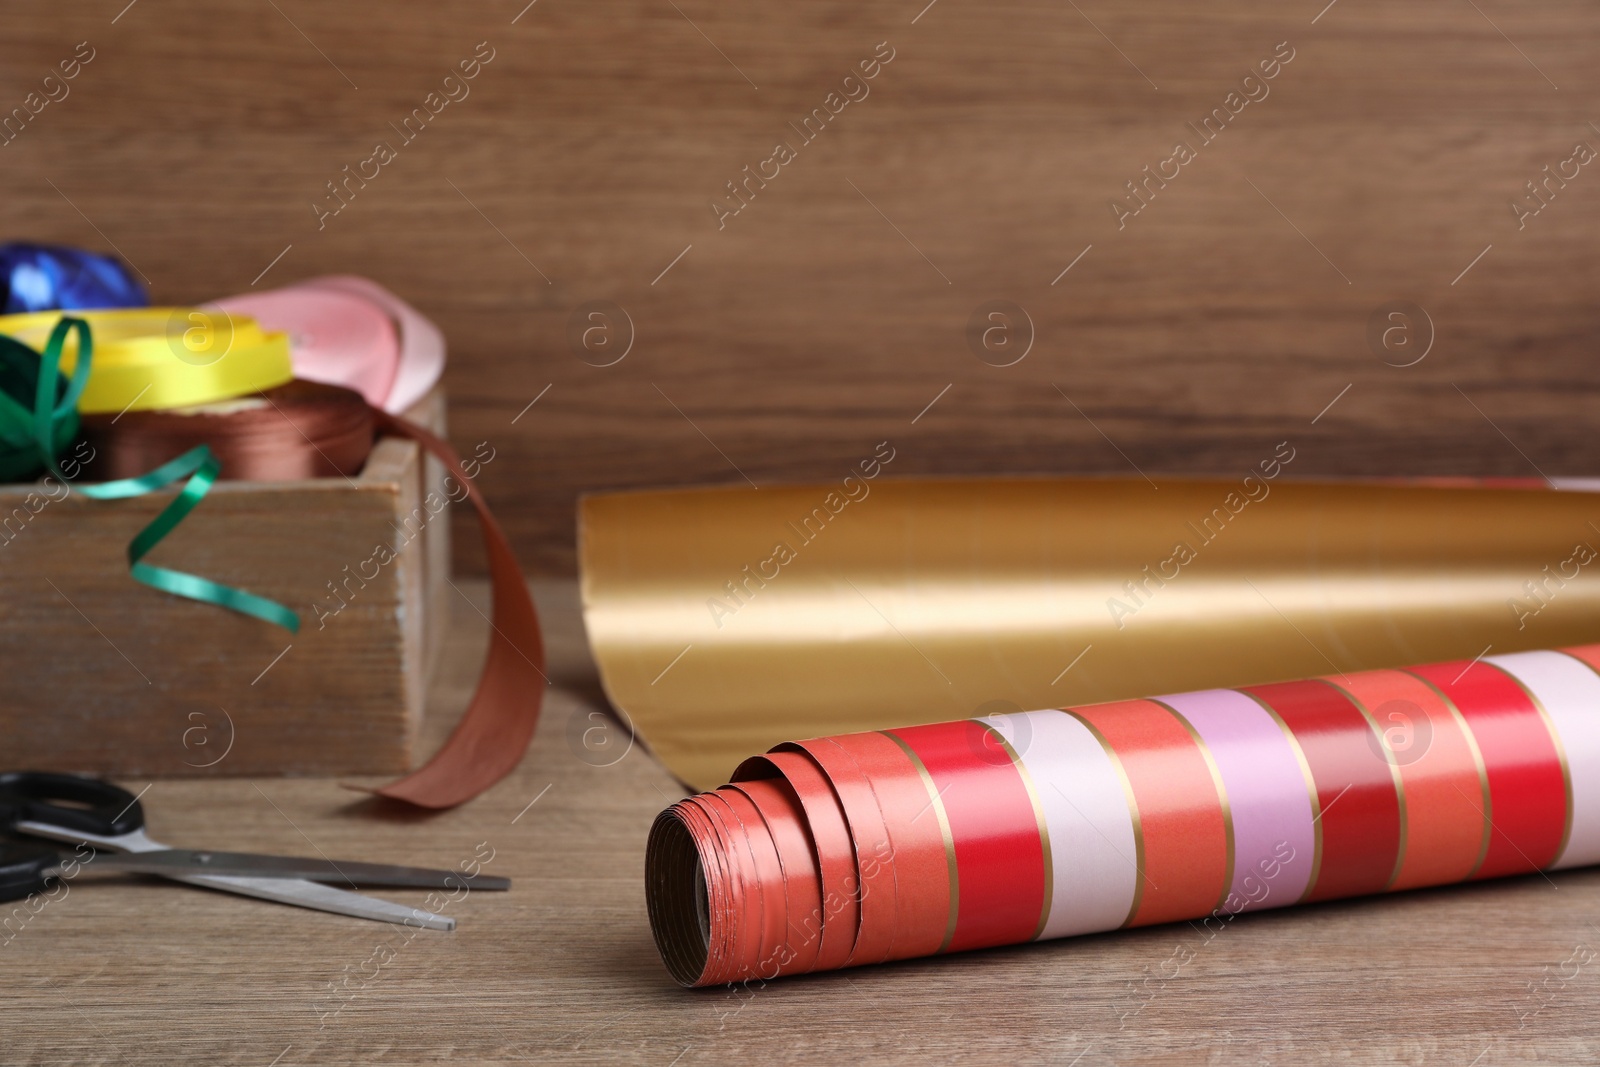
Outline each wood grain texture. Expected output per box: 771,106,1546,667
0,385,453,778
5,579,1600,1066
3,2,1598,578
0,436,425,777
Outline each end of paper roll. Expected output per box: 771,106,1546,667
646,780,826,987
645,807,713,986
647,748,876,987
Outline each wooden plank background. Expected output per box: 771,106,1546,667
3,0,1598,574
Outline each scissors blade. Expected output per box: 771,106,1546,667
167,872,457,931
72,850,510,890
13,819,456,931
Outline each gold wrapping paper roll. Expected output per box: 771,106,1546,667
580,471,1600,789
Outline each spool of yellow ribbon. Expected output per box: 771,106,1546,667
0,308,292,415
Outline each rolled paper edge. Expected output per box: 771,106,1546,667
646,803,713,986
742,751,860,972
648,770,840,988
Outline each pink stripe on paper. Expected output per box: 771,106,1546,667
1155,689,1316,910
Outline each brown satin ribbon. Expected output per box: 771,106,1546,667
79,379,374,481
360,410,547,809
84,382,545,809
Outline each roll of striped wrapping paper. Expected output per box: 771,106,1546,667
645,645,1600,986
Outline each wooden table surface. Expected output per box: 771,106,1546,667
7,579,1600,1066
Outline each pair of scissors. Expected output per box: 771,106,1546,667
0,772,509,930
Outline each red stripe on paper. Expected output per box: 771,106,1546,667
1245,680,1401,902
1071,699,1228,926
890,721,1046,953
1409,661,1567,877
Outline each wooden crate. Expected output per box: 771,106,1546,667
0,389,450,778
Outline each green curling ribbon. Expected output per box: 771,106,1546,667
0,320,85,480
0,316,301,633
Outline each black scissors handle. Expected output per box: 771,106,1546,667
0,843,65,903
0,772,144,905
0,771,144,838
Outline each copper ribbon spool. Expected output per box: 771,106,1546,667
78,379,374,482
